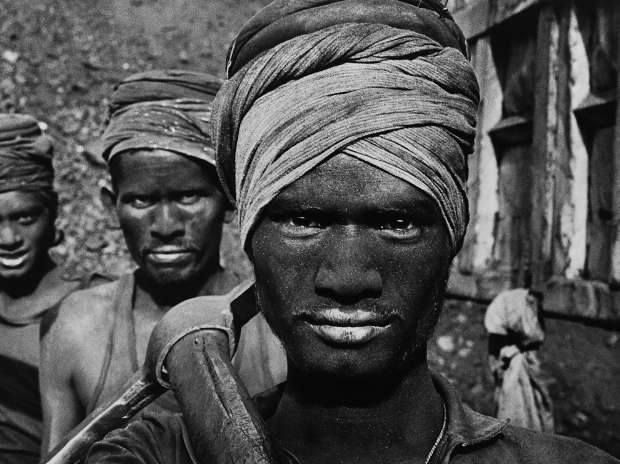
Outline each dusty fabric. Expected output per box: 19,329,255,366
101,70,222,165
85,372,620,464
484,289,554,433
225,0,466,75
0,114,54,194
212,2,479,252
107,70,222,116
0,334,43,464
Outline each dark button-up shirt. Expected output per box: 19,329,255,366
86,373,619,463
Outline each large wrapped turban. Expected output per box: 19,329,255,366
212,0,480,254
101,69,223,166
0,113,55,195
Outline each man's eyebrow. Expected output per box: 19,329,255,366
367,197,439,214
118,189,154,200
8,205,44,216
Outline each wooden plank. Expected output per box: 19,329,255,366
549,4,572,278
586,127,615,281
452,0,490,40
456,38,485,275
611,1,620,287
543,277,620,323
530,4,559,288
467,35,503,274
451,0,546,40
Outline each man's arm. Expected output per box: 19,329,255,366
39,292,94,455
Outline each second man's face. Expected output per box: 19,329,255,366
110,149,228,287
250,154,453,382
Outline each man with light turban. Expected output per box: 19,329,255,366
0,114,106,464
40,69,286,456
83,2,619,463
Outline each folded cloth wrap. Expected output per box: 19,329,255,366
101,70,223,166
212,0,480,254
107,69,223,116
0,114,54,194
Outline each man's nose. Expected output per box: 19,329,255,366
0,224,23,250
314,226,382,304
150,203,184,241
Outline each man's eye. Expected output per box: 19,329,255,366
291,216,320,227
277,214,325,236
16,214,37,225
178,193,201,205
377,216,423,239
129,197,152,208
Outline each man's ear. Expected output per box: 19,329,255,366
224,208,235,224
100,185,120,228
100,185,116,209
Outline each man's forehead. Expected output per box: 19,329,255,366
272,154,438,212
0,190,47,213
112,149,215,190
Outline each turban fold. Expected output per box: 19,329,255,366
0,114,55,194
212,0,480,254
101,70,223,165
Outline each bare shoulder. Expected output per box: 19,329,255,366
41,279,121,346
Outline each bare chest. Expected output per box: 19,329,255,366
0,322,40,366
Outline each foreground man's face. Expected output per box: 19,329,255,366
112,150,227,287
0,190,53,281
251,154,452,380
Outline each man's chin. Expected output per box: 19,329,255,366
291,346,405,380
142,267,196,288
0,269,33,282
0,263,36,282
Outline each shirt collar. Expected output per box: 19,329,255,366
431,371,507,451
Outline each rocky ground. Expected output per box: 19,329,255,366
1,0,618,457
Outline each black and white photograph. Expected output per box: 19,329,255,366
0,0,618,462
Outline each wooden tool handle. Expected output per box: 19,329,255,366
166,330,278,463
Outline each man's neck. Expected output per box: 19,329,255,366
0,257,78,324
0,256,56,300
268,358,444,464
134,263,232,312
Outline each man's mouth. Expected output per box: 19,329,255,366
303,308,392,346
0,250,29,269
146,246,194,265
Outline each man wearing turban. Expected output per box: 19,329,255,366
0,114,106,464
84,2,618,463
39,70,286,455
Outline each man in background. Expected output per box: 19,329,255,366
0,113,105,464
39,70,286,454
485,288,554,432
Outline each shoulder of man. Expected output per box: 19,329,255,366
39,276,122,341
455,423,620,464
